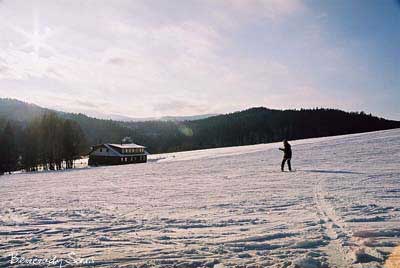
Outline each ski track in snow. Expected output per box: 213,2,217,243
0,129,399,268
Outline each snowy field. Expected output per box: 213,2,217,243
1,129,400,268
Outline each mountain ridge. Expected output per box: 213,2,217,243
1,98,399,154
0,98,219,122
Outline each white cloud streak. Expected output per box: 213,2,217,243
0,0,364,118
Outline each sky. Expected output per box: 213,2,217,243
0,0,399,120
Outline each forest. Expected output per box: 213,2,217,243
1,98,400,174
122,107,400,152
0,112,87,174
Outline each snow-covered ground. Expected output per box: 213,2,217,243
1,129,399,268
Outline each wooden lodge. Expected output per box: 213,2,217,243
88,143,147,166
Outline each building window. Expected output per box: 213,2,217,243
99,148,102,152
106,149,109,152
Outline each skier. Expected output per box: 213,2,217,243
279,139,292,172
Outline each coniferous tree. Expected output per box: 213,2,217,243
0,122,18,174
62,120,87,169
0,127,4,175
21,120,40,172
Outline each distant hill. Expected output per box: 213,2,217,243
179,107,400,150
1,98,399,154
103,113,219,122
159,114,220,122
0,98,50,122
75,111,220,122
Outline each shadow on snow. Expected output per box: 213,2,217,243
301,169,363,175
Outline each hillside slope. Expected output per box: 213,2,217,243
1,98,399,153
0,128,399,267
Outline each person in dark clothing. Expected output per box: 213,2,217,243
279,140,292,172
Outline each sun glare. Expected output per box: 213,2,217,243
12,10,56,58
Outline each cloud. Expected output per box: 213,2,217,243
153,100,210,115
0,0,379,118
223,0,305,20
0,65,8,73
74,100,101,109
107,57,125,66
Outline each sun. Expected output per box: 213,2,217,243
11,10,57,58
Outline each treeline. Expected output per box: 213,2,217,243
1,99,400,158
0,112,87,174
182,108,400,149
119,108,400,152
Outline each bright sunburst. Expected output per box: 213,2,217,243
12,10,57,58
